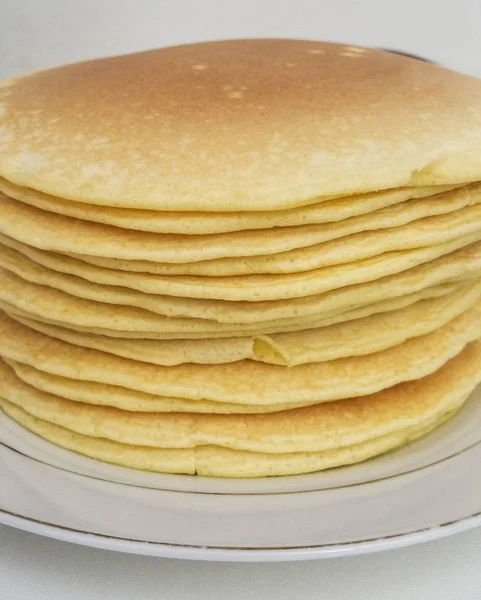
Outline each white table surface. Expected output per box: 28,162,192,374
2,0,481,597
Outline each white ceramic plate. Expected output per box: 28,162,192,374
2,387,481,562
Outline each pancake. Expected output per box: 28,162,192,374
1,250,481,340
1,238,481,333
3,235,481,325
63,183,481,276
5,282,480,367
6,360,311,414
3,39,481,478
2,398,457,477
1,278,468,345
1,255,481,340
2,41,481,210
254,282,481,366
2,343,479,452
1,340,480,476
0,176,462,235
2,227,481,302
0,304,480,406
1,186,481,265
2,278,465,349
195,414,457,477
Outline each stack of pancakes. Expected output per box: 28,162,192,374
1,39,481,477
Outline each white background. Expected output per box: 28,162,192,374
1,0,481,598
1,0,481,79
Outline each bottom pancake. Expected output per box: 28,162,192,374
1,341,480,477
0,400,457,477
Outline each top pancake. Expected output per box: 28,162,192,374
2,40,481,210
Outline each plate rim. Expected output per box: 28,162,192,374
2,498,481,562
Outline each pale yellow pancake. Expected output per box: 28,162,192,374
2,41,481,211
0,305,480,406
1,268,479,342
63,184,481,276
2,228,481,301
0,176,462,235
1,344,479,452
1,340,480,476
254,282,481,366
0,282,464,342
1,241,481,337
5,282,480,367
3,236,480,326
1,398,457,477
5,359,312,414
1,187,481,267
